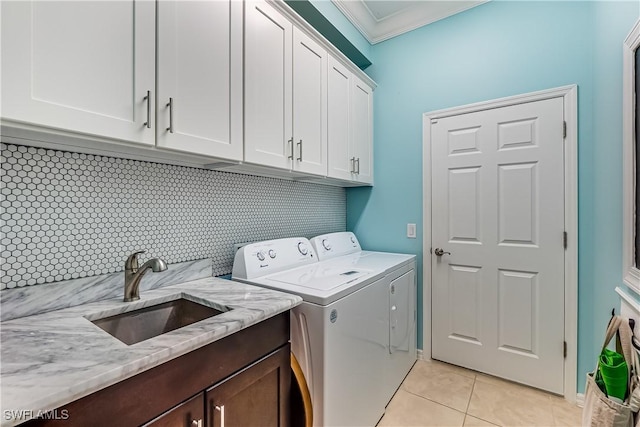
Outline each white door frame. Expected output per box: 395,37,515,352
422,85,578,401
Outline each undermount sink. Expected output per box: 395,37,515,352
91,298,227,345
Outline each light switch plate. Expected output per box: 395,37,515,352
407,223,416,239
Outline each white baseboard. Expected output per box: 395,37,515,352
576,393,584,408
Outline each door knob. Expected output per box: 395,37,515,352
434,248,451,256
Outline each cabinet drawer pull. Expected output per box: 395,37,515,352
143,90,151,129
166,98,174,133
215,405,225,427
287,138,294,160
297,139,302,161
191,419,203,427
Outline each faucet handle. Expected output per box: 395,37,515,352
125,250,146,271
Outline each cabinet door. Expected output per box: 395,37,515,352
143,393,205,427
351,77,374,184
292,28,327,176
244,0,293,169
156,0,242,160
1,1,155,145
327,57,353,181
206,345,290,427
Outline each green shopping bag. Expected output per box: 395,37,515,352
599,347,628,401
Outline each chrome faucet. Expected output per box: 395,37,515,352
124,250,168,302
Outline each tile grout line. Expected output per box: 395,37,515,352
464,376,501,426
464,375,477,414
401,388,468,417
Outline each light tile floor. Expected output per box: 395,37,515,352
377,359,582,427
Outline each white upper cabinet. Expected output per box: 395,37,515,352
244,0,328,176
351,76,374,184
327,57,353,181
156,0,243,160
1,1,156,145
292,27,328,176
244,0,293,169
327,57,374,184
2,0,375,184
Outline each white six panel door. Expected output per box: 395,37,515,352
244,0,293,169
292,28,327,176
431,97,565,393
1,1,155,145
156,0,242,160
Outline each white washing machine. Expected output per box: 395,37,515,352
232,234,416,427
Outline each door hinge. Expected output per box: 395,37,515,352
563,341,567,358
563,231,567,249
563,121,567,139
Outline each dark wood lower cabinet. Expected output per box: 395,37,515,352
207,345,290,427
144,393,204,427
24,313,290,427
144,346,290,427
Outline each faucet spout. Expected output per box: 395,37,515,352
124,251,168,302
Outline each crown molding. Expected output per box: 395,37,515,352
332,0,488,44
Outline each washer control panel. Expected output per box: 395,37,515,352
310,232,361,261
232,237,317,280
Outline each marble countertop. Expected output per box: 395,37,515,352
0,277,302,426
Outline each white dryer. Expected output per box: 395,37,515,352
310,232,417,405
232,234,416,427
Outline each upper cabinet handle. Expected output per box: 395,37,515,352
143,90,151,129
356,157,360,174
166,98,174,133
297,139,302,161
287,138,294,160
350,157,356,173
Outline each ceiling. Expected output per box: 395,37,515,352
332,0,488,44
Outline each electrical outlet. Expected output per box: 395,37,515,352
407,223,416,239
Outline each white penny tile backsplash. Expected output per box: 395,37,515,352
0,143,346,289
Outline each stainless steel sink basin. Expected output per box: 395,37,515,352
91,298,226,345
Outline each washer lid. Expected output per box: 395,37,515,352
252,262,378,305
267,264,372,291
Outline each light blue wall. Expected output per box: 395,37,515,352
586,0,640,391
307,0,372,60
344,1,638,393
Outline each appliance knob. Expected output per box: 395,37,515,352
268,249,277,259
322,239,332,251
350,236,356,244
297,242,309,256
256,251,266,261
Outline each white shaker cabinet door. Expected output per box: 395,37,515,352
244,0,293,170
1,1,155,145
327,56,353,181
351,76,374,184
156,0,242,160
292,27,327,176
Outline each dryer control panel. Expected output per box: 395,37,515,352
310,232,362,261
232,237,318,280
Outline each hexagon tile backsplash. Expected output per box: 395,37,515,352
0,143,346,290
